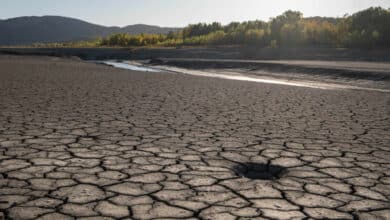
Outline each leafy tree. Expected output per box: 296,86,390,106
270,11,304,46
347,7,390,47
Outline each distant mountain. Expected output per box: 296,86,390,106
0,16,180,45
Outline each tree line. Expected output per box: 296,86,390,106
40,7,390,48
165,7,390,48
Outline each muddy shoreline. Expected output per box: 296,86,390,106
2,46,390,61
2,47,390,90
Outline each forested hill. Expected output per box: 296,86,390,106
90,7,390,49
0,16,180,45
166,7,390,48
3,7,389,48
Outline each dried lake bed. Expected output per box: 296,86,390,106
0,55,389,219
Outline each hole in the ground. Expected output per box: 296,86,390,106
233,162,287,180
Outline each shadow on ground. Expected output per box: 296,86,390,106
233,162,287,180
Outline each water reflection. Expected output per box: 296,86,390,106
100,60,390,93
103,61,161,72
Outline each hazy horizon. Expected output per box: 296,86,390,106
1,0,390,27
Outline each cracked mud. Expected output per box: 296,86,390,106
0,55,389,220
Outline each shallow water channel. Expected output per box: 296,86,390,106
101,60,390,93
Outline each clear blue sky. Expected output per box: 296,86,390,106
1,0,390,27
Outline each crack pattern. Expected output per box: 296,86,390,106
0,55,389,220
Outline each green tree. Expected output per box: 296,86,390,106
270,10,304,46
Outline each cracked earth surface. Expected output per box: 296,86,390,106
0,55,389,220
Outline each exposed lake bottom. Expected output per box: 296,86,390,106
101,60,390,93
